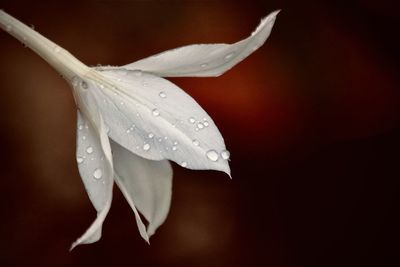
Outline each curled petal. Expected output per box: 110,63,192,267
112,140,172,238
70,80,114,250
115,10,279,77
90,70,230,175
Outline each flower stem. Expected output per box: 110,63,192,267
0,10,89,81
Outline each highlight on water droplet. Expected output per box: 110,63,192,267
78,125,83,130
192,139,200,146
181,161,188,167
143,143,150,151
86,146,93,154
197,122,204,129
93,168,103,179
148,133,154,138
206,149,219,161
152,108,160,116
200,63,208,68
188,117,196,124
221,150,230,160
77,157,84,164
225,52,235,60
159,91,167,98
172,146,177,151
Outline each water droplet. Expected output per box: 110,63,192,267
201,63,208,68
197,122,204,129
53,46,61,53
158,138,163,142
120,101,124,105
206,150,219,161
133,70,142,76
6,25,12,32
225,52,235,60
159,91,167,98
221,150,230,160
143,143,150,151
78,125,83,130
77,157,84,164
82,135,87,140
181,161,188,167
192,139,200,146
152,108,160,116
173,141,179,145
86,146,93,154
172,146,177,151
126,129,131,133
189,117,196,124
203,121,209,127
93,168,103,179
148,133,154,138
195,128,199,132
80,81,88,89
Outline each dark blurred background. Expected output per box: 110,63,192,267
0,0,399,266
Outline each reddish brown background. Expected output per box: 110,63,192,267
0,0,399,266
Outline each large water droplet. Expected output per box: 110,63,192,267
192,139,200,146
206,150,219,161
221,150,230,160
93,168,103,179
77,157,84,164
152,108,160,116
86,146,93,154
159,91,167,98
181,161,188,167
143,143,150,151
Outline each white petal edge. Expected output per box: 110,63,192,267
111,140,172,237
101,10,279,77
70,79,114,250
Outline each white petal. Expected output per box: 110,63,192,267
113,11,279,77
111,140,172,237
89,70,230,175
70,79,114,250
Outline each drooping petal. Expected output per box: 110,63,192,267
70,78,114,250
89,70,230,175
111,140,172,237
113,10,279,77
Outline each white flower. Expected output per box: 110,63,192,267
0,10,279,249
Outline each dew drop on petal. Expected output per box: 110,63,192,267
189,117,196,124
159,91,167,98
192,139,200,146
78,125,83,130
206,150,219,161
197,122,204,129
225,52,235,60
172,146,177,151
77,157,84,164
148,133,154,138
181,161,187,167
93,168,103,179
201,63,208,68
203,121,209,127
82,135,87,140
80,81,88,89
53,46,61,53
221,150,231,160
152,108,160,116
143,143,150,151
86,146,93,154
133,70,143,76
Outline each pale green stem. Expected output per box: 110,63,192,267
0,10,90,81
